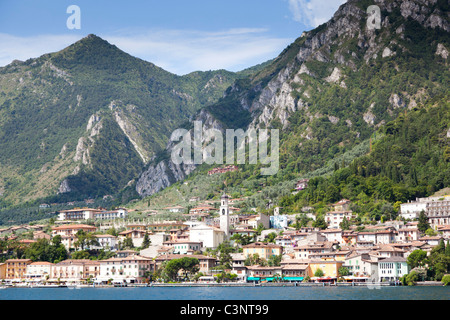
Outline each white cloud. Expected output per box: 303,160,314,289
103,28,291,75
0,29,292,76
0,33,81,67
288,0,347,28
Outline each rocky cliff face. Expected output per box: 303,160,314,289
135,108,225,197
242,0,449,130
134,0,450,198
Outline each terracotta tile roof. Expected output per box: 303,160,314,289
52,224,96,230
29,261,54,265
243,242,282,249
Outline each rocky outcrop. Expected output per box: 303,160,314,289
58,179,72,194
135,109,224,198
436,43,449,59
73,113,103,166
136,160,196,198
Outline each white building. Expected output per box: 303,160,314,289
51,259,91,282
93,234,118,251
320,229,343,244
427,199,450,228
25,262,54,282
357,232,377,244
189,224,225,249
96,255,153,284
168,241,203,254
344,253,373,278
400,201,427,220
378,257,409,282
397,227,420,242
94,208,128,221
57,208,102,221
57,208,127,221
325,211,353,229
375,230,397,244
400,195,450,227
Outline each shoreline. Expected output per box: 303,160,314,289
1,281,444,288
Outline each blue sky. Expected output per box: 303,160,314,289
0,0,346,75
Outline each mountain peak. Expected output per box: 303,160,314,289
50,33,130,70
72,33,114,49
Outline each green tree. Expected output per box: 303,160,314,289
442,274,450,286
164,259,182,282
338,266,349,277
141,233,151,249
244,253,263,266
314,268,324,277
24,237,68,263
216,241,233,269
121,237,134,250
402,271,419,286
428,241,450,281
406,249,428,269
445,240,450,257
417,211,430,234
265,232,278,243
267,254,282,267
339,217,351,231
74,230,99,250
163,257,200,281
313,216,328,230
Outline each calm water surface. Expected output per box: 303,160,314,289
1,286,449,300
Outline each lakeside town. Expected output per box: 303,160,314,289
1,185,450,288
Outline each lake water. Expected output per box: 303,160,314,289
1,285,449,300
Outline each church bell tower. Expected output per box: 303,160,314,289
220,192,230,239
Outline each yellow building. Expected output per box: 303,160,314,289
243,242,283,260
308,260,344,280
5,259,33,280
0,262,6,280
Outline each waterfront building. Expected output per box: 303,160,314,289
25,262,54,282
96,255,154,284
230,253,247,281
308,260,344,281
246,265,282,282
51,259,95,283
378,256,409,282
4,259,32,280
154,254,217,275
